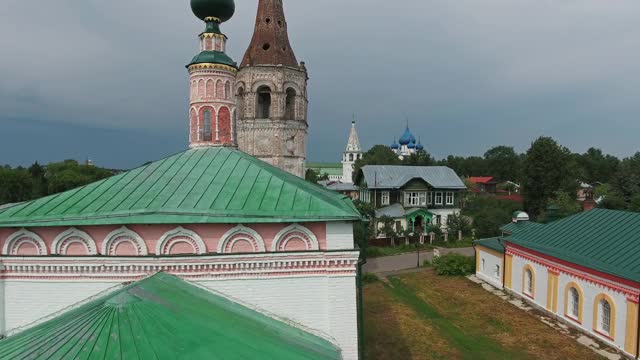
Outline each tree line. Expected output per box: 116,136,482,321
0,160,115,206
352,137,640,220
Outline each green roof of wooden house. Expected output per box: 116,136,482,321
0,272,341,359
505,209,640,283
0,148,362,228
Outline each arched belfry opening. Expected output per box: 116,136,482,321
285,88,296,119
257,86,271,119
236,87,245,119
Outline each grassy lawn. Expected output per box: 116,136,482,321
363,270,604,360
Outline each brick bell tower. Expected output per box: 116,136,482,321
188,0,238,148
236,0,309,177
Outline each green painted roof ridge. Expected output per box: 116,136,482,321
239,152,351,206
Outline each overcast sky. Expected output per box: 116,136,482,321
1,0,639,169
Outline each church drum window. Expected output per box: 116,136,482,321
256,86,271,118
203,110,213,141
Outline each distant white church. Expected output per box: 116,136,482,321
307,121,363,184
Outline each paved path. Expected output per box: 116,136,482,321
363,247,474,273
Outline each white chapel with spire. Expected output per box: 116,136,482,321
342,120,363,184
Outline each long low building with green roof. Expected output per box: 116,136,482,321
473,209,640,357
0,0,365,358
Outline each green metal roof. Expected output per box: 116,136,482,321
505,209,640,283
474,237,505,253
307,163,343,176
0,148,362,227
0,272,341,360
500,221,543,235
188,50,237,68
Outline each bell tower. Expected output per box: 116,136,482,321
342,120,363,184
236,0,308,177
187,0,238,148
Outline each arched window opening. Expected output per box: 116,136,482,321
494,265,500,279
524,269,533,295
569,287,579,318
206,80,215,99
257,86,271,118
599,299,611,334
236,87,245,119
285,88,296,119
203,110,212,141
349,154,354,162
225,81,231,99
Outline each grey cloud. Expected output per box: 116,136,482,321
0,0,638,167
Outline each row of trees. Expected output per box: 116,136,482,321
0,161,114,206
351,137,639,230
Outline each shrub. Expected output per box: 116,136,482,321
432,253,475,276
362,273,380,284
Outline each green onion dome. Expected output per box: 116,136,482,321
191,0,235,22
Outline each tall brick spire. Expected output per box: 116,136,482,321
241,0,299,67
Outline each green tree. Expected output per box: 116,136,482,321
462,195,521,238
595,183,627,210
352,145,400,182
401,150,435,166
447,213,473,238
523,137,575,218
0,166,33,205
46,160,113,194
377,216,399,246
576,148,620,184
304,169,327,184
484,146,522,182
611,152,640,206
544,191,581,220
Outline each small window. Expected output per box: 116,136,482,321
599,299,611,334
381,191,390,206
569,287,580,318
481,258,485,271
436,215,442,225
524,269,533,295
494,265,500,279
435,192,443,205
427,192,433,205
419,192,427,206
446,192,454,205
360,190,371,204
406,192,420,207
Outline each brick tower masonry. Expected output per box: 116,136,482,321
187,12,238,148
236,0,309,177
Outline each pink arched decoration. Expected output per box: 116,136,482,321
2,229,48,256
218,225,266,254
102,227,148,256
52,228,98,256
271,224,319,252
156,227,206,255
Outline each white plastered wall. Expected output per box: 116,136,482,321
2,281,120,335
476,247,504,289
326,222,355,250
557,272,628,352
509,254,629,354
197,275,359,360
510,255,549,309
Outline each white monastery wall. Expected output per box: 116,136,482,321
509,252,631,353
200,275,359,360
3,281,120,334
476,247,503,289
326,222,355,250
557,272,628,351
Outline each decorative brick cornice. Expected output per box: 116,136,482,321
188,63,238,73
0,251,359,281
